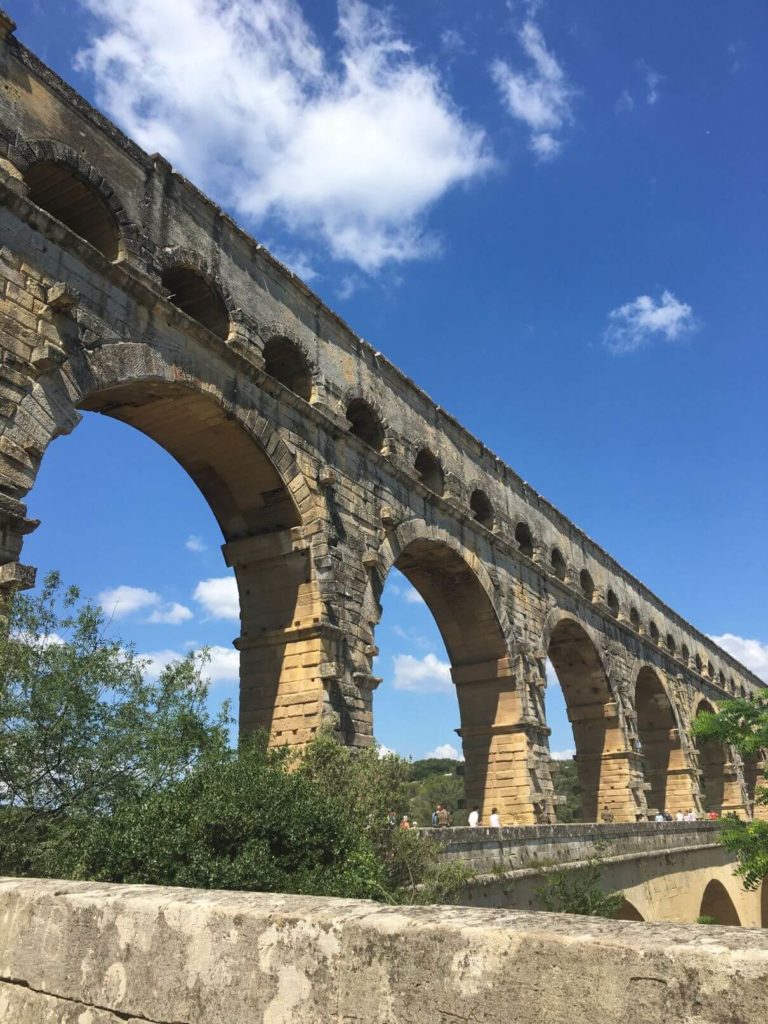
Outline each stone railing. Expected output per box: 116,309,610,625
1,878,767,1023
423,820,720,874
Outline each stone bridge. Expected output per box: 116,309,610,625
0,13,765,826
429,822,768,927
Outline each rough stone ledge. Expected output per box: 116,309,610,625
1,877,767,1024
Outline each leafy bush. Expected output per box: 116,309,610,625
535,861,624,918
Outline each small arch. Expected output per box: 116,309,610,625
263,336,312,401
24,159,120,260
718,670,725,688
648,620,660,643
740,685,748,700
550,547,566,581
666,633,676,655
707,661,715,680
606,588,620,617
681,643,690,664
699,880,741,926
346,398,385,451
579,568,594,601
515,521,534,558
630,606,640,630
728,675,735,693
615,898,644,922
415,449,444,495
161,265,230,340
695,653,703,674
470,489,494,529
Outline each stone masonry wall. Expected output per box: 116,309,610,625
1,878,768,1024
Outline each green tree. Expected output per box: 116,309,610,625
550,759,583,823
691,695,768,889
0,575,468,904
0,572,228,876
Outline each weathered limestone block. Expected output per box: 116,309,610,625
0,878,767,1024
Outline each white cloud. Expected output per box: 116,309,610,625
147,602,194,625
424,743,463,761
141,644,239,684
615,89,635,115
99,585,160,619
603,290,698,354
377,743,397,758
550,747,576,761
76,0,491,273
491,19,574,160
709,634,768,683
393,652,452,693
185,535,207,553
193,576,239,620
639,60,663,106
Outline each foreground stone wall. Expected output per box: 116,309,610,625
1,878,767,1024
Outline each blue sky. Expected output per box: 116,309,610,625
8,0,767,761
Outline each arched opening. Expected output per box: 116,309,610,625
695,700,727,815
470,490,494,529
579,569,594,601
263,336,312,401
648,621,659,643
606,589,620,617
550,547,566,581
415,449,444,495
346,398,385,451
515,521,534,558
695,653,703,674
24,160,120,261
666,633,677,655
699,880,741,926
681,643,690,664
21,377,312,749
615,898,644,921
546,618,628,822
635,667,688,816
160,266,230,340
630,606,640,630
373,537,518,822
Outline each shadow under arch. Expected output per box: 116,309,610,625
543,611,630,822
6,345,321,747
699,879,741,926
374,521,520,821
615,898,644,921
635,665,691,816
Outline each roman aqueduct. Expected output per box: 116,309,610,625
0,13,764,826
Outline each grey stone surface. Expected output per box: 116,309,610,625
1,878,768,1024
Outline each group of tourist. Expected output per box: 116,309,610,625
387,804,506,830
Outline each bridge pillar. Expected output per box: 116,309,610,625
569,700,645,822
453,657,541,825
225,529,337,748
639,725,699,816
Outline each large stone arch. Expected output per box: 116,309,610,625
692,698,744,816
542,608,636,822
0,337,333,747
634,664,696,816
371,519,530,821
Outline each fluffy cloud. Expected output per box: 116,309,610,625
603,290,698,354
185,535,206,553
76,0,491,272
491,19,574,160
147,602,194,625
99,585,193,624
550,747,576,761
193,576,239,620
424,743,463,761
640,60,664,106
709,634,768,683
393,652,452,693
99,585,160,619
141,644,239,684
